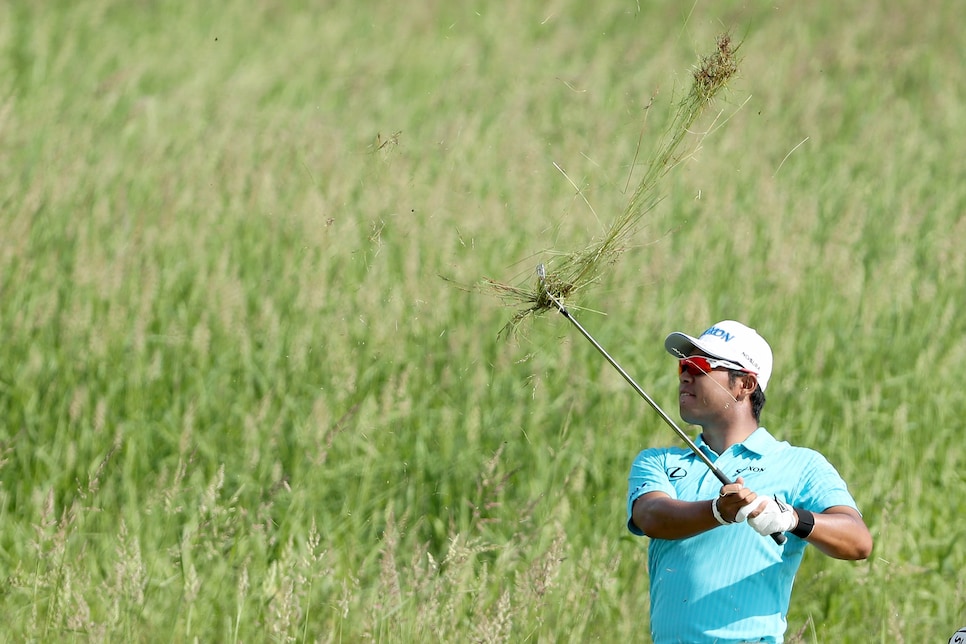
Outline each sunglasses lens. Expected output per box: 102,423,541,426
678,356,753,376
679,357,712,375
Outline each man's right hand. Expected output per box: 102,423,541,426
715,477,767,524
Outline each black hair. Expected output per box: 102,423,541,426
728,370,766,422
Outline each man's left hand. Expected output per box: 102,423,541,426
746,496,797,536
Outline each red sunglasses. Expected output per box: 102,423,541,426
678,355,750,376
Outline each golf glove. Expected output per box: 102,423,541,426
746,496,797,536
733,495,767,523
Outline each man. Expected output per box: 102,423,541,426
626,320,872,643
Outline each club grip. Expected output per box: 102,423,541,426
771,531,787,545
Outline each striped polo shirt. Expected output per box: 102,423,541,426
626,427,859,644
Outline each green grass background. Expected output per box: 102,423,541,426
1,0,964,641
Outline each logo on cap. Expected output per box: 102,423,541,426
741,351,760,371
702,326,733,342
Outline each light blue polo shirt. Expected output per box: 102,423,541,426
626,427,859,644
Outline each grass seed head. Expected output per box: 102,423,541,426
481,32,741,338
693,33,740,103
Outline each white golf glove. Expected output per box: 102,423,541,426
746,496,797,536
732,495,767,523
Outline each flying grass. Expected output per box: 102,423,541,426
482,33,741,337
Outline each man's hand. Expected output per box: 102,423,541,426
714,477,761,524
746,496,797,536
734,494,768,523
716,478,796,535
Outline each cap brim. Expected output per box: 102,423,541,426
664,331,733,363
664,332,699,359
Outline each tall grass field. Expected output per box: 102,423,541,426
2,1,964,641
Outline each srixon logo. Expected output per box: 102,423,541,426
702,326,733,342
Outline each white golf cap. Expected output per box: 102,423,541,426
664,320,774,391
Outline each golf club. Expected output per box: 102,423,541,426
536,264,786,545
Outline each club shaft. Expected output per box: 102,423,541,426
541,288,786,545
550,300,726,480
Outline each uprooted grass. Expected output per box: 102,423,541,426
481,33,742,337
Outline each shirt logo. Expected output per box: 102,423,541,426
733,466,765,477
667,467,688,480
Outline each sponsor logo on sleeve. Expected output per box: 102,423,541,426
667,467,688,480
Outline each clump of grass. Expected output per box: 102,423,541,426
482,33,741,337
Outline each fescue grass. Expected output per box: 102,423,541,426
2,0,965,641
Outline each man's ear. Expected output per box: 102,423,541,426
738,374,758,398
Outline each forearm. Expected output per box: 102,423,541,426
632,492,874,559
797,506,873,560
632,492,719,540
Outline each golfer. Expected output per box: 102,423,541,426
626,320,872,643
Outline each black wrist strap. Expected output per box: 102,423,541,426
791,508,815,538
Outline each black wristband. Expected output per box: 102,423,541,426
791,508,815,538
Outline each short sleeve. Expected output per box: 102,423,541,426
626,448,676,535
795,450,860,514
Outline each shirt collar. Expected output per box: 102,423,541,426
739,427,781,456
692,427,780,458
